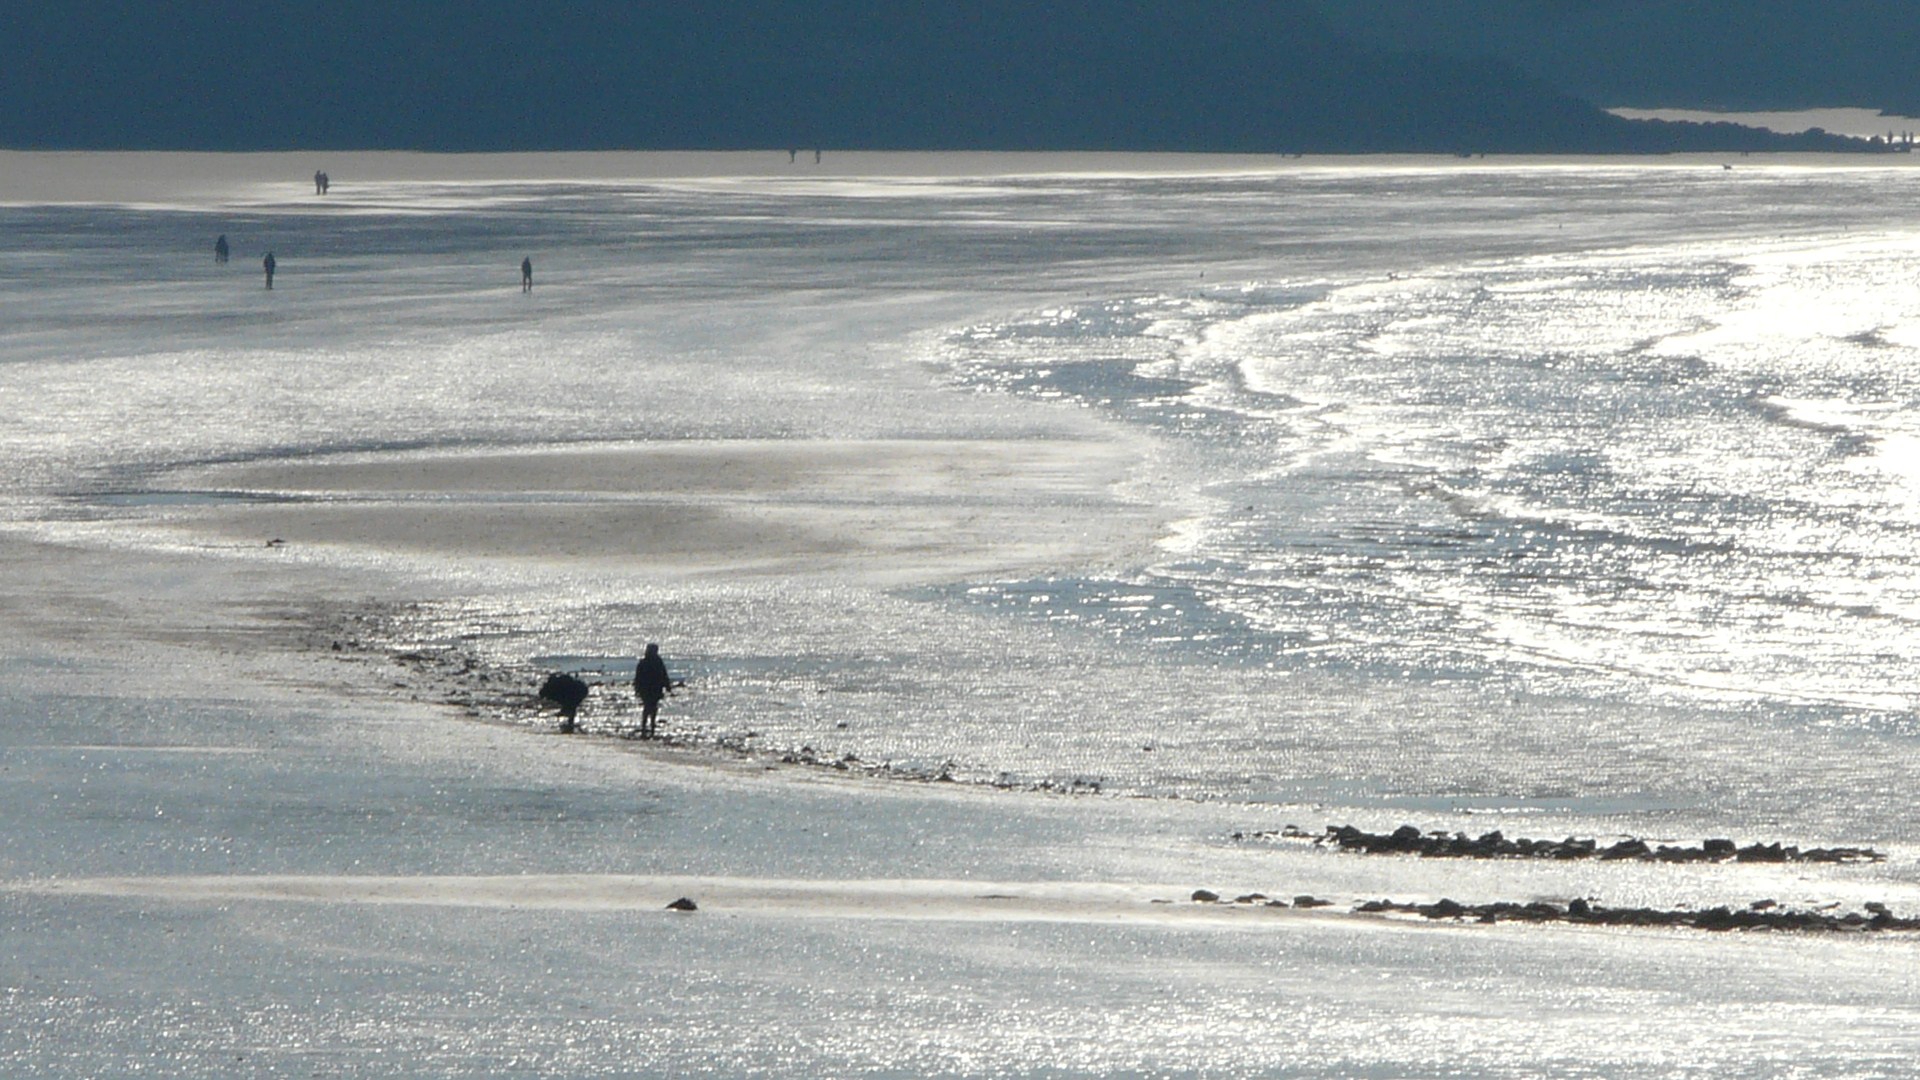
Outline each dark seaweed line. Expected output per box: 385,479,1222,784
1180,890,1916,934
1235,824,1884,865
1352,896,1915,933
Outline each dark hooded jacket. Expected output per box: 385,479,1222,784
633,646,671,703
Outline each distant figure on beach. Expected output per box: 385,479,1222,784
632,643,675,739
788,148,797,163
214,234,229,263
813,148,821,164
521,256,533,293
314,170,324,195
321,172,329,194
263,251,275,289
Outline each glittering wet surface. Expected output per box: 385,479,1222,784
10,157,1920,1075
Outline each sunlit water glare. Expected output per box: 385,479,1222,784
9,163,1920,842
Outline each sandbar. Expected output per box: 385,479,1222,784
148,438,1164,584
7,873,1325,928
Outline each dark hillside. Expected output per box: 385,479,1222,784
1313,1,1920,114
0,1,1875,152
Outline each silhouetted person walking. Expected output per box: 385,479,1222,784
263,252,275,289
315,170,324,195
521,256,533,293
320,171,329,194
214,235,229,263
632,643,675,739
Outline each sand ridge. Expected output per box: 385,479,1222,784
147,437,1166,584
6,873,1329,928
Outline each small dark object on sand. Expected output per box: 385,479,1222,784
539,672,590,733
666,897,698,912
1191,889,1220,903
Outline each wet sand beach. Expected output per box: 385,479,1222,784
7,151,1920,1076
148,438,1161,583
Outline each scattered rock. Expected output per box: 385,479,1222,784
1735,842,1787,863
1293,895,1333,908
1191,889,1220,903
665,897,698,912
1598,838,1650,861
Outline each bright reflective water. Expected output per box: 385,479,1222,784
11,155,1920,1078
8,161,1920,843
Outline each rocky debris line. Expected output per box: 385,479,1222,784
304,601,1111,796
1233,824,1884,865
779,743,896,774
772,745,1104,792
997,773,1103,795
298,601,534,718
308,601,666,733
1355,896,1918,933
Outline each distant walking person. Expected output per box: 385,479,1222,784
214,234,229,263
315,170,324,195
521,256,533,293
632,643,675,739
263,251,275,289
320,171,329,194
